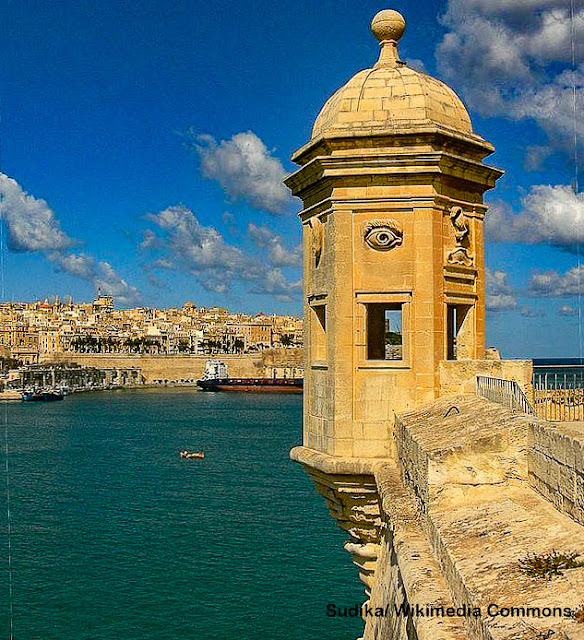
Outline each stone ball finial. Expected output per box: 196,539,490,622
371,9,405,42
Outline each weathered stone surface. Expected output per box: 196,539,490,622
368,461,470,640
427,487,584,640
528,420,584,526
398,396,533,499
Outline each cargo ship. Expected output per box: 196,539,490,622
196,360,303,393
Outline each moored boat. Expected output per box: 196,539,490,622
41,391,64,401
22,391,43,402
196,360,303,393
22,389,64,402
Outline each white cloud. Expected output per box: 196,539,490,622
53,252,95,279
486,269,517,310
0,173,73,252
511,67,584,150
529,264,584,297
523,145,553,171
249,267,301,301
248,222,301,267
406,58,427,72
145,205,250,277
437,1,584,155
559,303,579,315
154,258,174,269
485,184,584,248
446,0,566,14
0,173,140,304
93,261,140,305
143,205,301,301
520,305,546,318
51,253,140,305
186,131,293,214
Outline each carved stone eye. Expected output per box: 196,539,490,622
364,220,403,251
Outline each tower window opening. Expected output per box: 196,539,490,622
446,304,471,360
311,304,327,361
366,303,403,360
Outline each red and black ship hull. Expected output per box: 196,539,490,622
196,378,303,393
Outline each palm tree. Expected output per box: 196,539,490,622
281,334,293,347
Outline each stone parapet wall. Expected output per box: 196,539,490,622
294,395,584,640
439,359,533,400
396,395,530,510
382,397,584,640
365,462,468,640
528,421,584,526
260,347,303,366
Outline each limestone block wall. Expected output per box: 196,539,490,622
362,534,410,640
395,395,530,509
42,349,302,383
365,397,584,640
528,421,584,526
258,347,304,367
365,463,468,640
439,359,533,400
306,367,334,452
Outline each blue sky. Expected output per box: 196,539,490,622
0,0,583,358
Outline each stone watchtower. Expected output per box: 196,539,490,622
286,10,503,460
287,5,525,609
287,13,584,640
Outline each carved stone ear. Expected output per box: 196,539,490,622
364,219,403,251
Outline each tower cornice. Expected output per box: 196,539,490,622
285,148,503,201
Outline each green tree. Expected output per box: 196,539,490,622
281,334,293,347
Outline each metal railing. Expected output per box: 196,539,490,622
533,372,584,421
476,375,536,415
534,371,584,390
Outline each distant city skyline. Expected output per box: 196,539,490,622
0,0,583,357
0,296,303,367
0,293,298,316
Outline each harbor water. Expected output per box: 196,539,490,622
0,390,363,639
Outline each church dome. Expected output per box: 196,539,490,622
311,9,473,139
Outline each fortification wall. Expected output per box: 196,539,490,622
42,348,302,383
295,394,584,640
362,396,584,640
529,421,584,526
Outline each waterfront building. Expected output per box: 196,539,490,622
0,296,302,362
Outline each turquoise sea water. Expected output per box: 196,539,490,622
0,390,363,639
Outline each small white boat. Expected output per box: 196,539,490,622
179,450,204,459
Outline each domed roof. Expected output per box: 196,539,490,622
311,9,473,140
